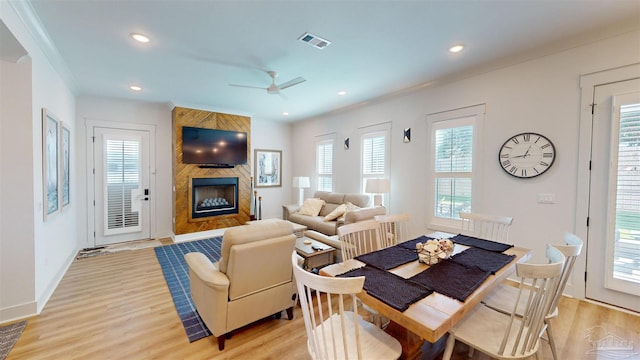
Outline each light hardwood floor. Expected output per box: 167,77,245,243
6,244,639,360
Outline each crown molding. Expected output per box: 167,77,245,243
9,0,78,94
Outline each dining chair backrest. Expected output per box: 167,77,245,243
337,220,382,261
291,252,402,360
459,212,513,244
374,213,410,248
547,232,584,314
499,245,565,357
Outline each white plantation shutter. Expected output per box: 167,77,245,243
360,124,390,199
317,139,333,191
104,136,141,235
428,104,484,229
433,124,473,220
363,135,385,176
611,101,640,285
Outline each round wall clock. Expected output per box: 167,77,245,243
498,132,556,178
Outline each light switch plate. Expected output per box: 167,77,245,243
538,193,556,204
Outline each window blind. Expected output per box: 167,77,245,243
433,124,473,220
613,102,640,284
105,139,140,232
317,140,333,191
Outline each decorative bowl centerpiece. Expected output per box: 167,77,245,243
416,238,454,265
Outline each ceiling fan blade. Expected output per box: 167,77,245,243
228,84,268,90
277,77,306,90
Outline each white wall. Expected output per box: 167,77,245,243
76,96,173,245
1,3,77,321
251,118,293,219
76,98,293,239
292,29,640,298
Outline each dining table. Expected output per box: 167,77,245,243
320,233,533,360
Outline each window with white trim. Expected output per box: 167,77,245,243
427,105,484,230
316,135,334,192
360,123,391,204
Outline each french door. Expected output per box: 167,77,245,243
585,77,640,312
91,126,151,246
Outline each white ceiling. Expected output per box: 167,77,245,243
19,0,640,122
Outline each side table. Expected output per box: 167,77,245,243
295,237,336,271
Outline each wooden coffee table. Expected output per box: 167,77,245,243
295,237,336,271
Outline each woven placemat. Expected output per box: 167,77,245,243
355,246,417,270
451,234,513,253
397,235,435,251
449,247,515,274
339,266,433,312
409,261,490,302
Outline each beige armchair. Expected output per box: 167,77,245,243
184,219,297,350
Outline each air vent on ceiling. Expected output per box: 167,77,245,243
298,32,331,50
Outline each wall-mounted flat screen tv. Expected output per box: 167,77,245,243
181,126,248,165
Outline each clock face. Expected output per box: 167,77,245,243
499,133,556,178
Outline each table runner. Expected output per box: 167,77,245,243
409,261,491,302
355,245,418,270
449,247,516,274
450,234,513,252
338,266,433,312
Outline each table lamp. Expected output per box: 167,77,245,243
365,178,390,207
293,176,311,206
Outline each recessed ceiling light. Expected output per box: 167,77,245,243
337,91,347,96
449,44,464,53
129,85,142,91
131,33,150,43
282,112,289,116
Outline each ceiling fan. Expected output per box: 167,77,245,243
229,71,306,96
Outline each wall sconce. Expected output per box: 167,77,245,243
344,137,350,150
403,128,411,143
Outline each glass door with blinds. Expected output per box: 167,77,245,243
93,127,150,246
586,79,640,312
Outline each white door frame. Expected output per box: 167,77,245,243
576,63,640,301
86,120,157,246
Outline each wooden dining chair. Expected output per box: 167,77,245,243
291,252,402,360
337,220,387,328
374,213,410,248
337,220,382,261
482,232,584,360
459,212,514,244
442,245,565,360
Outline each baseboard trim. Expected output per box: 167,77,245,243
172,228,228,243
0,301,37,324
36,247,77,314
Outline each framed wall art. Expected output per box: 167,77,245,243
254,149,282,188
42,108,59,220
61,122,71,208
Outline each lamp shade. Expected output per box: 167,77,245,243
292,176,310,188
365,178,390,194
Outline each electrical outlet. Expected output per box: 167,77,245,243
538,193,556,204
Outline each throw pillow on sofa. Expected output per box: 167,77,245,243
323,203,347,221
337,202,361,222
298,198,325,216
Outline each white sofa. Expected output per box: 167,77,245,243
282,191,385,236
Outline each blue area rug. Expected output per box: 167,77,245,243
154,237,223,342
